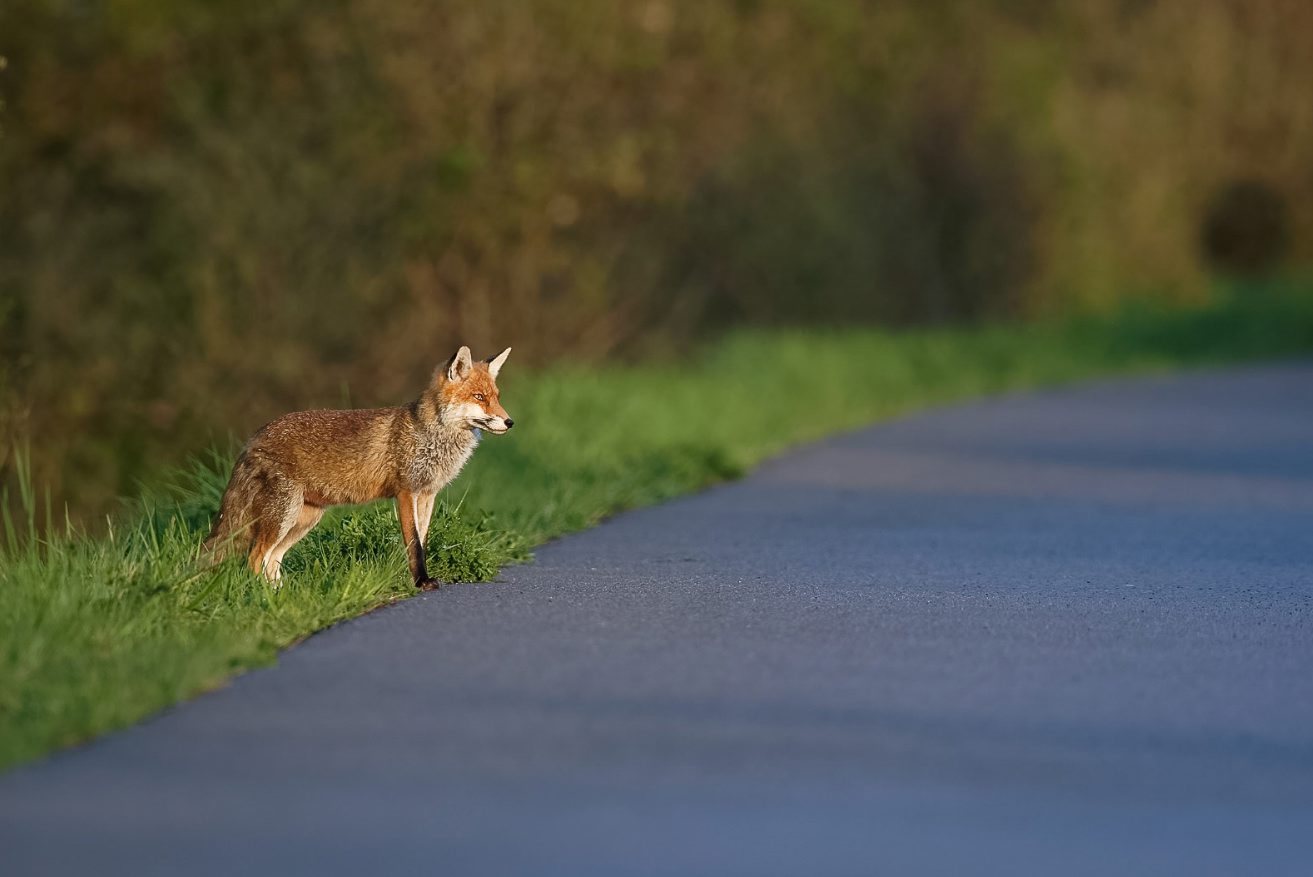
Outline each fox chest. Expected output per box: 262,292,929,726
404,432,479,493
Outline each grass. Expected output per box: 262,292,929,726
3,284,1313,771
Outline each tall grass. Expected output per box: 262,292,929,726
2,286,1312,771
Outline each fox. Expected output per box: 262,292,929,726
203,345,514,589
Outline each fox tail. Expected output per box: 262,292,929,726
201,457,260,564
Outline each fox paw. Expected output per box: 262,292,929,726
415,577,442,591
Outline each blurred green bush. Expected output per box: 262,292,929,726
2,0,1312,521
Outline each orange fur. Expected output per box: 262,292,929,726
204,346,514,587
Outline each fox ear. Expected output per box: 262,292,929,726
445,346,473,382
486,347,511,378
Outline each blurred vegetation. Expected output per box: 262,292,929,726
2,0,1313,522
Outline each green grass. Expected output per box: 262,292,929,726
3,284,1313,770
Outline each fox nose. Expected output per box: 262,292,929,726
504,418,515,429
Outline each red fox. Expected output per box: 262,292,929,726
203,346,513,589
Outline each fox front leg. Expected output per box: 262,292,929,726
397,491,441,590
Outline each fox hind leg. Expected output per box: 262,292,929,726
247,476,302,583
266,504,324,580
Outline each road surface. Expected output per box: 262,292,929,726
3,364,1312,875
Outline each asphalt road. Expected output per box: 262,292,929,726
3,364,1313,876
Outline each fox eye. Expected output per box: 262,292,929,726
474,393,486,402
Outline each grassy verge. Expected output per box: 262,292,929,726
3,285,1313,770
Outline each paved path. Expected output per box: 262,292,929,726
3,365,1313,875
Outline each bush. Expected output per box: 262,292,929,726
2,0,1312,522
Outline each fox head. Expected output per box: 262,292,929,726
435,346,514,434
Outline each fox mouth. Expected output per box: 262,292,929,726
474,419,508,434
